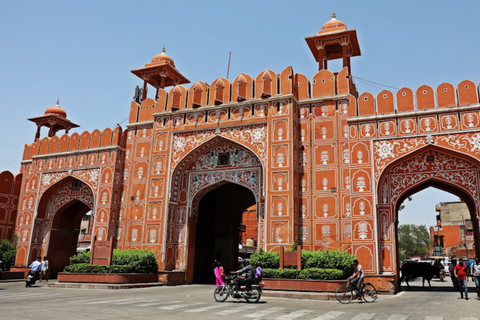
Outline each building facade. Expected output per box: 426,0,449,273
2,14,480,290
431,201,475,257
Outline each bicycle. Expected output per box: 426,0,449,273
335,280,378,304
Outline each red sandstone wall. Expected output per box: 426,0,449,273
0,171,22,241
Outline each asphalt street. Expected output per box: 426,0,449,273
0,277,479,320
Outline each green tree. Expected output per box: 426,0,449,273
0,233,18,270
398,224,432,260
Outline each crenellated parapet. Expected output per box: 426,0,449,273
348,80,480,138
21,126,126,162
128,66,355,124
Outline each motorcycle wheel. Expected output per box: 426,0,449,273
214,285,229,302
244,287,261,303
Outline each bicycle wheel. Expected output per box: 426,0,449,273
362,283,377,303
335,285,353,304
214,285,229,302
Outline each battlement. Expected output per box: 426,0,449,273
22,126,125,161
129,66,356,122
350,80,479,118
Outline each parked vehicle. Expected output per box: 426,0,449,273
214,272,263,303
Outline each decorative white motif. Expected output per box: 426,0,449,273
301,226,308,242
301,129,305,142
277,202,283,216
321,126,327,139
345,203,351,217
277,128,284,141
140,147,145,157
322,204,329,217
126,149,130,159
155,161,162,174
342,103,348,114
137,167,144,179
364,124,371,137
301,179,306,192
277,177,284,191
302,152,308,166
359,201,366,215
322,177,328,191
149,229,157,243
404,120,411,133
376,141,394,160
300,108,306,119
154,186,159,197
276,153,285,167
343,149,350,163
321,105,328,117
321,151,329,165
358,221,368,240
445,116,453,129
321,225,330,237
424,118,432,131
357,151,364,164
381,214,389,240
152,207,158,219
132,229,138,242
158,140,164,151
101,192,108,204
301,205,307,218
467,114,475,127
384,122,391,135
344,224,352,239
275,227,283,243
345,176,351,190
356,177,366,192
343,125,349,138
142,128,147,137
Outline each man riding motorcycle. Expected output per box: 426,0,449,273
232,258,254,296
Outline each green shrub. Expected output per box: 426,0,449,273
263,267,343,280
64,249,158,274
252,249,355,279
0,236,17,271
69,251,91,265
249,248,279,269
302,250,355,278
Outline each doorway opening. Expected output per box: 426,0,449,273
396,182,478,290
192,183,256,283
47,200,92,276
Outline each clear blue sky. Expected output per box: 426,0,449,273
1,1,478,226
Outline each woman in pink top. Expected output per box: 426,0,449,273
214,261,225,287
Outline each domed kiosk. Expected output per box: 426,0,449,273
27,100,79,140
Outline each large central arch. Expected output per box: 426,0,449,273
377,146,480,289
163,136,264,280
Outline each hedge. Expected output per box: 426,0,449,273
250,249,356,279
63,249,158,274
0,238,17,271
263,268,343,280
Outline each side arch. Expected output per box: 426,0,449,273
376,146,480,290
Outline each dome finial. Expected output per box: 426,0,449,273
56,99,60,106
162,45,166,54
331,11,336,19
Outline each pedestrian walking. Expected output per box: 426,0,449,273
470,256,480,300
40,256,49,281
454,258,469,300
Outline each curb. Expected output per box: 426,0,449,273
47,281,163,290
263,290,337,300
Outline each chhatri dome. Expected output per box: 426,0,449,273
319,11,347,33
150,46,175,67
44,99,67,118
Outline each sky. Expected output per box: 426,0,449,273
0,1,478,227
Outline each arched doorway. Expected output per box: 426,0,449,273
164,136,265,282
377,146,480,289
192,182,256,283
32,177,94,277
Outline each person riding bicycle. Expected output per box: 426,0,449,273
232,258,253,296
245,261,263,294
348,259,364,298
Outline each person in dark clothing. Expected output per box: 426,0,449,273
246,261,264,293
233,258,253,294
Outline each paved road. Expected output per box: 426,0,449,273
0,278,478,320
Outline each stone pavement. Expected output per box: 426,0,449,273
0,277,479,320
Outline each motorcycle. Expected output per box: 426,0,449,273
214,272,263,303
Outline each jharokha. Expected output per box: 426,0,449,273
1,14,479,291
